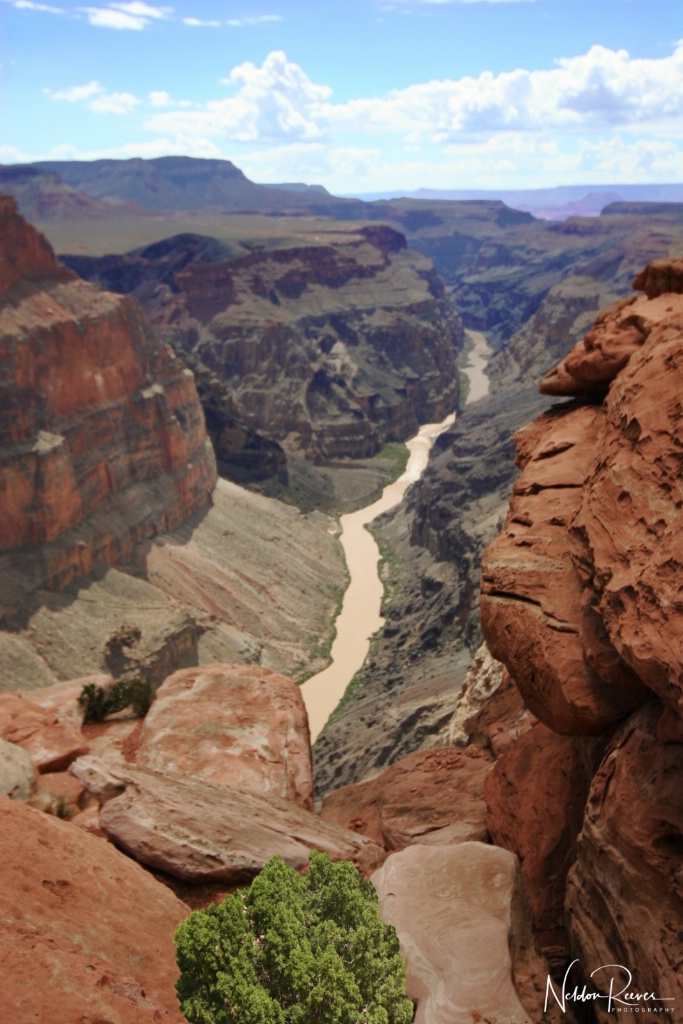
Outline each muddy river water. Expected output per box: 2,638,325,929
301,330,491,741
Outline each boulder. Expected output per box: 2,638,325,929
0,737,38,801
136,663,313,809
0,688,89,770
568,293,683,724
320,746,492,850
371,843,532,1024
72,756,384,884
565,703,683,1010
0,796,187,1023
480,403,649,734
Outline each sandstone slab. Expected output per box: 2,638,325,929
372,843,531,1024
0,796,188,1023
321,746,492,850
73,756,384,883
136,663,313,809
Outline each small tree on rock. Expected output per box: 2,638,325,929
174,850,414,1024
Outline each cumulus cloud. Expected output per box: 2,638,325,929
182,17,220,27
45,79,141,114
78,2,170,29
146,50,331,143
140,43,683,156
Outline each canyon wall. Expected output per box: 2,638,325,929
64,225,464,463
479,258,683,1000
0,196,217,612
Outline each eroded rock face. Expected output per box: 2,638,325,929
73,756,384,884
485,724,606,969
372,843,532,1024
136,664,313,809
0,680,91,772
320,746,492,850
66,225,463,462
479,258,683,994
0,196,216,609
480,403,649,734
0,796,187,1023
566,703,683,1009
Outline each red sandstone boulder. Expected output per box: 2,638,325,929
0,796,187,1023
136,663,313,809
485,723,606,968
372,843,534,1024
565,703,683,1009
320,746,492,850
0,685,89,772
72,756,384,883
480,404,648,734
568,295,683,724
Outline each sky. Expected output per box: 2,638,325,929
1,0,682,194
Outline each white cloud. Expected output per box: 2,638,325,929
46,79,140,114
226,15,282,27
146,50,331,143
149,89,172,107
141,43,683,156
89,90,140,114
183,17,220,27
12,1,63,11
77,2,170,29
46,79,104,102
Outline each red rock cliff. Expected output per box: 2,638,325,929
480,258,683,1002
0,196,216,608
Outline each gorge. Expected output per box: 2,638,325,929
1,167,683,1023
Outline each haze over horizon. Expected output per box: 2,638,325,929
2,0,682,195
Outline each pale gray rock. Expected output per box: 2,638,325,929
0,737,38,801
372,842,531,1024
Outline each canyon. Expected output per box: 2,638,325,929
1,166,683,1022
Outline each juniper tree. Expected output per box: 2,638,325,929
174,850,414,1024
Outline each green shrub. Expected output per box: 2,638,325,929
174,850,414,1024
78,678,154,724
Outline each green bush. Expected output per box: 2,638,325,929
78,678,154,724
174,850,414,1024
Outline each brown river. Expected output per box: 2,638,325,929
301,330,491,741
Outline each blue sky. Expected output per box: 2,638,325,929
1,0,682,193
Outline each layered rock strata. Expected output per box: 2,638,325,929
0,196,216,608
65,225,463,462
480,258,683,996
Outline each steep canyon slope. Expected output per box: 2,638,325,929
0,200,346,691
63,224,464,465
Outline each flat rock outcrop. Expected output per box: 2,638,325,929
0,796,187,1023
0,196,216,610
136,663,313,809
320,746,491,850
372,843,533,1024
73,756,384,884
0,678,94,772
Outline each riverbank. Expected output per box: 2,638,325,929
301,329,492,743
